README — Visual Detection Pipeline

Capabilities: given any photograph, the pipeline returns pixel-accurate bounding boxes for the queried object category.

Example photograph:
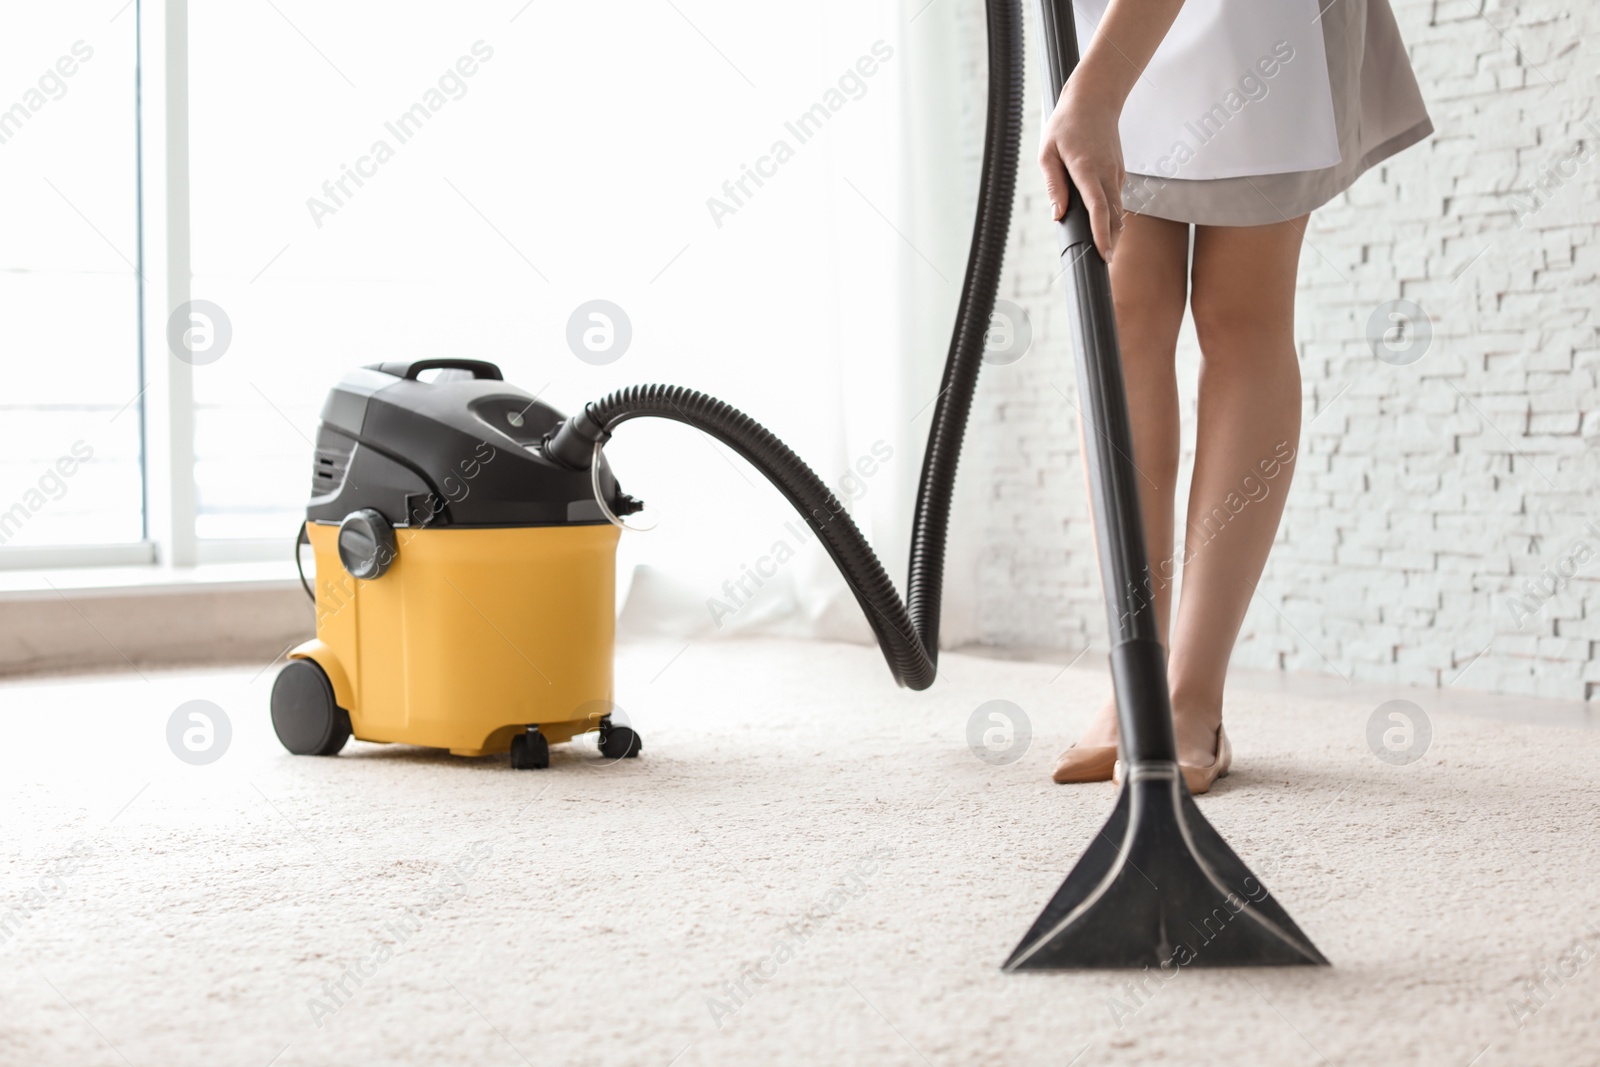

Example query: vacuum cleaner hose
[546,0,1023,690]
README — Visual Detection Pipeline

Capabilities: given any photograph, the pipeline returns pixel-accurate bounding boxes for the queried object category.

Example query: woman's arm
[1038,0,1187,262]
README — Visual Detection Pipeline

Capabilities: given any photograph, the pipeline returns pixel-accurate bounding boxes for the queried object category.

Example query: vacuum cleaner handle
[1034,0,1176,763]
[372,359,505,381]
[1034,0,1096,252]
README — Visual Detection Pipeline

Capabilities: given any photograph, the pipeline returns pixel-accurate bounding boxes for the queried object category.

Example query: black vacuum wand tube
[1034,0,1176,767]
[1002,0,1328,970]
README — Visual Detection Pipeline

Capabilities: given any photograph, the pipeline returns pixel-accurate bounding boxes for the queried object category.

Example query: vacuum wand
[1036,0,1174,764]
[1002,0,1328,971]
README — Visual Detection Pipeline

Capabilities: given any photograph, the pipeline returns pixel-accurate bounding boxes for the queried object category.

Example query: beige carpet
[2,637,1597,1066]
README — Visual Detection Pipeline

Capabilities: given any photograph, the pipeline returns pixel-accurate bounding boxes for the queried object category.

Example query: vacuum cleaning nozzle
[1003,763,1328,970]
[543,405,610,471]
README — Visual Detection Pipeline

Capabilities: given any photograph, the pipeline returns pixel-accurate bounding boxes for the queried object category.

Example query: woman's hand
[1037,74,1127,263]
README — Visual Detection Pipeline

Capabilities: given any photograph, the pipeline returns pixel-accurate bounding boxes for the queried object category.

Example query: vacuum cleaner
[270,0,1327,969]
[272,357,638,768]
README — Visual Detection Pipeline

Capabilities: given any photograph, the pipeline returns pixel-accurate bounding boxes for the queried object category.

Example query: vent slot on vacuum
[310,427,357,497]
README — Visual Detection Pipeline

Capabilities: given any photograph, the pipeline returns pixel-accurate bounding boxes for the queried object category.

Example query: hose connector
[543,404,610,470]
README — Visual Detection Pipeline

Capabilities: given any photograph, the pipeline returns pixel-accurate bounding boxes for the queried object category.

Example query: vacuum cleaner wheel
[509,729,550,770]
[271,659,353,756]
[598,724,642,760]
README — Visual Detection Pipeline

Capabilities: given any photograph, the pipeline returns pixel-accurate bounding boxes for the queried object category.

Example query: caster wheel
[509,729,549,770]
[271,659,352,756]
[598,724,642,760]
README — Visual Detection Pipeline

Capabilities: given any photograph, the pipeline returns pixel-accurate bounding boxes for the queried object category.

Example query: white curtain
[614,0,990,649]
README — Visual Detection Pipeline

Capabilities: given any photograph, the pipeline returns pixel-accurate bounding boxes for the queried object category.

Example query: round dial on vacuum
[338,508,397,579]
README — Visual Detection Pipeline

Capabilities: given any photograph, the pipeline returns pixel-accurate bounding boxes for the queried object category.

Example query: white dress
[1072,0,1432,226]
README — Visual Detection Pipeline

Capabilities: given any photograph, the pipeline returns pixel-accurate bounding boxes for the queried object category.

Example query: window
[3,0,908,592]
[0,4,143,562]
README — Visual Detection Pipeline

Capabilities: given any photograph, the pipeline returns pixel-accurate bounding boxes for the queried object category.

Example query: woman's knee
[1112,281,1186,349]
[1188,282,1247,349]
[1188,221,1304,362]
[1189,276,1300,365]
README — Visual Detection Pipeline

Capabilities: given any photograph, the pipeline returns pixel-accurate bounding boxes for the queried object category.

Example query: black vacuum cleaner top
[305,359,637,528]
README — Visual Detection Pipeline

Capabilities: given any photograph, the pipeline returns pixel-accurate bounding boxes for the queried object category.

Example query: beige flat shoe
[1181,725,1231,795]
[1051,744,1118,784]
[1111,725,1232,795]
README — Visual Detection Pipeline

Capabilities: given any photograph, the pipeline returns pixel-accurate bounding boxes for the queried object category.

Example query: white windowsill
[0,559,303,601]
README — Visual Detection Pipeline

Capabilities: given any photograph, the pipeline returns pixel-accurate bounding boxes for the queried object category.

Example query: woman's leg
[1167,217,1307,767]
[1062,211,1189,754]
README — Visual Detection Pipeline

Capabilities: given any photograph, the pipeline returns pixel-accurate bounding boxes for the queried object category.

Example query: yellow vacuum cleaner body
[272,359,645,768]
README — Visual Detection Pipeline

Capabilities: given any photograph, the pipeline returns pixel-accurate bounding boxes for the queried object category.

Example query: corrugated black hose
[545,0,1023,690]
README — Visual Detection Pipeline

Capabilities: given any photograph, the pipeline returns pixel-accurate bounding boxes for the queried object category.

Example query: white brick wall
[970,1,1600,701]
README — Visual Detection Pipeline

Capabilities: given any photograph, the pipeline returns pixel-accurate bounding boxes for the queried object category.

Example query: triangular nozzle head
[1004,763,1328,971]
